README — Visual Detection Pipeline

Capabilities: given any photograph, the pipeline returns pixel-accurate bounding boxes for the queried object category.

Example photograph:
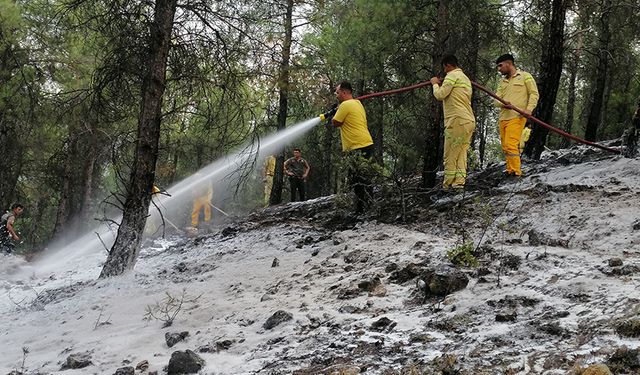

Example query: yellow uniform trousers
[191,196,212,227]
[264,175,274,206]
[443,117,475,188]
[499,117,527,176]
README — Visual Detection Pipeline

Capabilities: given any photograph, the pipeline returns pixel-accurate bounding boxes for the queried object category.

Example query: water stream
[23,117,322,278]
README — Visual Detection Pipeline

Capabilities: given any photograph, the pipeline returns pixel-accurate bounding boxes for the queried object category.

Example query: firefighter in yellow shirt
[331,81,375,214]
[263,155,276,206]
[494,53,539,177]
[430,54,476,190]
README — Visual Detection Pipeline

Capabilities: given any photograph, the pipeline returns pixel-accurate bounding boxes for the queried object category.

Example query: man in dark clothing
[1,203,24,254]
[284,148,310,202]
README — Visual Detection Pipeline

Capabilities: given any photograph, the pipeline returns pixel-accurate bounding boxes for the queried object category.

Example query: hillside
[1,147,640,375]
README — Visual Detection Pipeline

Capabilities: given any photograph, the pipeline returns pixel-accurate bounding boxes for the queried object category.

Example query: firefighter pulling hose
[318,72,621,155]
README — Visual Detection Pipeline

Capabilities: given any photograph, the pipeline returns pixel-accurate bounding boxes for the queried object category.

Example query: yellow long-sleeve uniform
[191,183,213,227]
[432,68,476,188]
[263,155,276,206]
[495,70,539,176]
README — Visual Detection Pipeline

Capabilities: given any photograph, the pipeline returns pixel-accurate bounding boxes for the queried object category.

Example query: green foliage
[447,242,479,268]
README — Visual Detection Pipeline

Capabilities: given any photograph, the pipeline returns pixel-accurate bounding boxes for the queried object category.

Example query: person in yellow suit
[494,53,539,177]
[331,81,375,214]
[430,54,476,191]
[263,155,276,206]
[191,178,213,228]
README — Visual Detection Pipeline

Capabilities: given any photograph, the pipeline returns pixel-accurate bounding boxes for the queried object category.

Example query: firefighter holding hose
[494,53,539,177]
[430,54,476,192]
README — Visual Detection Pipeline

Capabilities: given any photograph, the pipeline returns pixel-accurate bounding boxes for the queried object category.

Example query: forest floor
[1,145,640,375]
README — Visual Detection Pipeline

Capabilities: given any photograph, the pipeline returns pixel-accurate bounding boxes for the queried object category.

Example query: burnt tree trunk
[524,0,568,159]
[561,44,580,149]
[584,0,612,142]
[622,98,640,157]
[100,0,177,278]
[269,0,294,206]
[0,27,23,210]
[421,0,447,188]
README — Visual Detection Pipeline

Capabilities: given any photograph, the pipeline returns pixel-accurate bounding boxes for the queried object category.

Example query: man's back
[333,99,373,151]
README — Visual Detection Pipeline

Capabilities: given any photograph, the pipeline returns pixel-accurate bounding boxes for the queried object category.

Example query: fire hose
[320,80,621,154]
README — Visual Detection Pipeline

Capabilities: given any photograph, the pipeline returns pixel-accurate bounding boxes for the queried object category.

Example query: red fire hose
[353,80,620,154]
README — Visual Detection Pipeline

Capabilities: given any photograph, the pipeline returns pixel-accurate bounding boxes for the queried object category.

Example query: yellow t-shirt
[432,68,475,122]
[495,70,539,121]
[333,99,374,151]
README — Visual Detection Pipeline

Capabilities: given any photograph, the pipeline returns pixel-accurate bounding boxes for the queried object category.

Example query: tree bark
[622,98,640,157]
[100,0,177,278]
[269,0,294,206]
[584,0,612,142]
[421,0,447,188]
[524,0,568,159]
[561,37,580,149]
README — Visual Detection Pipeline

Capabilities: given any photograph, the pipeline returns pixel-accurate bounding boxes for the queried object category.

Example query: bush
[447,242,478,268]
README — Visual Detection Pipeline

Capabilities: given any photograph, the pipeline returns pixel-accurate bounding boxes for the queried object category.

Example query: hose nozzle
[319,104,338,123]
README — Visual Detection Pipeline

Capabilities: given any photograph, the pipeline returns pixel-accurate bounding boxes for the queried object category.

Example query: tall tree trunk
[622,98,640,157]
[100,0,177,278]
[370,70,385,164]
[561,33,581,149]
[467,7,483,166]
[524,0,568,159]
[584,0,611,142]
[0,31,22,210]
[269,0,294,206]
[421,0,447,188]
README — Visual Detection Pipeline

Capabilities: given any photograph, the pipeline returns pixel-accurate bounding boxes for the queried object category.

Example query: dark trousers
[289,177,306,202]
[350,145,374,214]
[1,240,14,254]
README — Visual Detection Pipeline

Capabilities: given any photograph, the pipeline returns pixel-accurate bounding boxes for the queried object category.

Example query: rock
[409,333,433,343]
[538,321,564,336]
[581,364,612,375]
[221,226,238,237]
[325,365,361,375]
[528,229,543,246]
[165,331,189,348]
[272,257,279,267]
[357,277,387,297]
[609,264,640,276]
[344,250,368,264]
[311,248,320,256]
[384,262,398,273]
[338,305,361,314]
[528,229,568,247]
[216,339,234,351]
[389,263,425,284]
[615,319,640,337]
[633,220,640,230]
[174,262,187,273]
[263,310,293,330]
[113,366,135,375]
[607,347,640,373]
[370,317,396,332]
[261,293,274,302]
[495,311,517,322]
[60,352,93,370]
[197,344,216,353]
[608,257,623,267]
[136,360,149,371]
[167,350,205,374]
[420,265,469,296]
[501,254,522,270]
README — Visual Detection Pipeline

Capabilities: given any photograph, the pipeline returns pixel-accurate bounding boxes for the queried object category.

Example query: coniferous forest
[2,0,639,258]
